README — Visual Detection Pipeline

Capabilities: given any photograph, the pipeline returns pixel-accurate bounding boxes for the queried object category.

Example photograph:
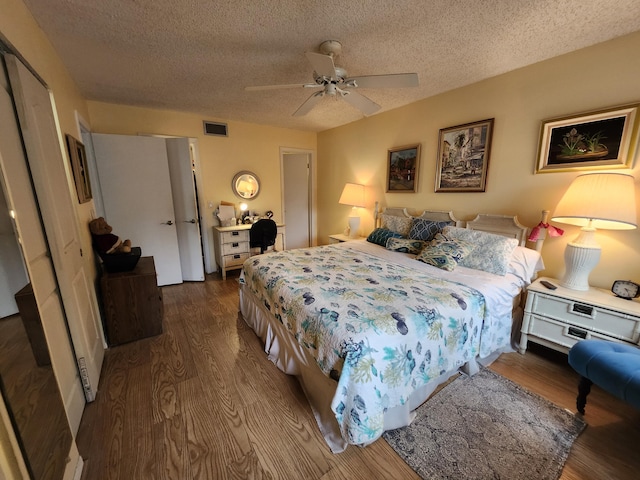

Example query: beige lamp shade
[338,183,365,207]
[551,173,637,230]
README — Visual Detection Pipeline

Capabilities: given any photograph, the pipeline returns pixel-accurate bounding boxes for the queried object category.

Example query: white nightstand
[328,233,366,243]
[519,277,640,354]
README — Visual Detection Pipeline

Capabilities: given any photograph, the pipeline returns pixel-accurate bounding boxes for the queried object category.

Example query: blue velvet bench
[568,339,640,414]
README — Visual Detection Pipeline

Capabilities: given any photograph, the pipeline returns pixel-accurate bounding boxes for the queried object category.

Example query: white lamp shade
[339,183,365,238]
[551,173,637,290]
[551,173,637,230]
[338,183,365,207]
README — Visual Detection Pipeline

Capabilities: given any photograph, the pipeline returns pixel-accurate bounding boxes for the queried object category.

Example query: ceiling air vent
[203,121,228,137]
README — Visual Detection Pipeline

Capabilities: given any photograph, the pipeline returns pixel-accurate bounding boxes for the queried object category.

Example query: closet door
[92,133,183,286]
[6,55,103,416]
[166,137,204,281]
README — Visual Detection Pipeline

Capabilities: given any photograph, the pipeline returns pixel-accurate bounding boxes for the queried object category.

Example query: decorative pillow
[416,233,474,271]
[380,214,412,236]
[408,218,452,242]
[385,237,425,254]
[442,226,519,276]
[366,228,403,247]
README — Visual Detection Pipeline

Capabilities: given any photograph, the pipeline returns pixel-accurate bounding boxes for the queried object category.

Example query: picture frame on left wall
[65,134,92,203]
[387,144,420,193]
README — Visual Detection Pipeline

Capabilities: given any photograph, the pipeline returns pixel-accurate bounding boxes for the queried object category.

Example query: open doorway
[281,148,316,249]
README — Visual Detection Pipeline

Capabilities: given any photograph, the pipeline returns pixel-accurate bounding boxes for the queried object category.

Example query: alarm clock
[611,280,640,300]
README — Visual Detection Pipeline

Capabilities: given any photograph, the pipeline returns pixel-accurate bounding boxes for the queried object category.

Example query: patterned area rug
[383,369,586,480]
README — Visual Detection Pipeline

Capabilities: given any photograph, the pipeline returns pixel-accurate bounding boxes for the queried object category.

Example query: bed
[239,208,544,452]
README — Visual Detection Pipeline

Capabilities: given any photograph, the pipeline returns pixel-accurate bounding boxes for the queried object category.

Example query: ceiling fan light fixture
[246,39,418,117]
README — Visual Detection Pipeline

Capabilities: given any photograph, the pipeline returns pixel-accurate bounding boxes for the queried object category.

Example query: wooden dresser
[214,223,285,279]
[100,256,163,346]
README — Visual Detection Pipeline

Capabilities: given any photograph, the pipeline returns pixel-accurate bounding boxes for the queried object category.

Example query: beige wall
[318,31,640,289]
[87,101,316,268]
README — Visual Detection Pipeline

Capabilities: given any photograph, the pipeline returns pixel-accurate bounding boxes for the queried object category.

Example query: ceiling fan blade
[347,73,419,89]
[305,52,336,79]
[245,83,321,91]
[339,90,380,116]
[293,91,325,117]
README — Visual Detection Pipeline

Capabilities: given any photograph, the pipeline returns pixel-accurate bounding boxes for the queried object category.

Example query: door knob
[183,218,196,224]
[164,220,174,225]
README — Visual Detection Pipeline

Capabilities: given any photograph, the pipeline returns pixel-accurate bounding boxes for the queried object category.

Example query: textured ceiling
[22,0,640,132]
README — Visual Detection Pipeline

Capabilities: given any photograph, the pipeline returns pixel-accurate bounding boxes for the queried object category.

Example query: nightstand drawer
[221,230,249,243]
[524,314,626,349]
[532,293,640,343]
[223,252,250,268]
[222,241,249,255]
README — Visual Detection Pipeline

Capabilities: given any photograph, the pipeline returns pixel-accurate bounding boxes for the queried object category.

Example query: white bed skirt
[239,283,475,453]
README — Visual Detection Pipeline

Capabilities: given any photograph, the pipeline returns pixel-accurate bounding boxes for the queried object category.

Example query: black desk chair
[249,219,277,254]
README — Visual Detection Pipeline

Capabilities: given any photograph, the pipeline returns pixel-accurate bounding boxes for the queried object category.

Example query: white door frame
[280,147,317,246]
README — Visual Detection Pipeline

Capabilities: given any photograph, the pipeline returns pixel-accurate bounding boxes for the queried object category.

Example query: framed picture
[535,104,639,173]
[435,118,494,192]
[386,144,420,193]
[65,134,92,204]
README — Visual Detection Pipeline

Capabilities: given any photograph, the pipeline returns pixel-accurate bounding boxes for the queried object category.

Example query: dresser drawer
[221,230,249,243]
[222,252,250,268]
[531,292,640,343]
[524,313,626,350]
[221,241,249,255]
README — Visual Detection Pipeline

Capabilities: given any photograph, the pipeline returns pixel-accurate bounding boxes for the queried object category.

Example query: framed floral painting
[535,104,639,173]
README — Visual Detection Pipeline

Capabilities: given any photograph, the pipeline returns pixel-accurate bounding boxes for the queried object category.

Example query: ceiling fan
[245,40,419,117]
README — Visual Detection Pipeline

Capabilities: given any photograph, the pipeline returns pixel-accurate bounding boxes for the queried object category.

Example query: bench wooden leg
[577,376,593,414]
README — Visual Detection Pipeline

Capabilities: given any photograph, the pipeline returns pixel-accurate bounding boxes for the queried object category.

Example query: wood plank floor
[77,272,640,479]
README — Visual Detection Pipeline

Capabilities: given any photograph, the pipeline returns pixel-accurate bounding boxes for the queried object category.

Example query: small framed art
[535,104,639,173]
[65,134,92,204]
[435,118,494,192]
[386,144,420,193]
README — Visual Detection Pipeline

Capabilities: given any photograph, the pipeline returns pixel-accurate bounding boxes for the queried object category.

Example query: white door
[3,55,93,429]
[283,153,311,249]
[166,138,204,281]
[91,133,183,286]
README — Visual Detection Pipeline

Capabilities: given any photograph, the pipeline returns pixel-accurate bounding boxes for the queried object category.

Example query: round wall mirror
[232,171,260,199]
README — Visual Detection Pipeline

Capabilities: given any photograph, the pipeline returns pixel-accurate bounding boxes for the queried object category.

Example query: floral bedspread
[240,245,486,446]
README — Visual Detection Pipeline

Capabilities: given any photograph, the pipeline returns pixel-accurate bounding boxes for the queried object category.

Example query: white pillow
[441,226,519,276]
[508,246,545,284]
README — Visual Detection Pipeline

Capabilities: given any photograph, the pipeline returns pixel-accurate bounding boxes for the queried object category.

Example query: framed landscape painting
[387,144,420,193]
[435,118,494,192]
[535,104,638,173]
[65,134,92,203]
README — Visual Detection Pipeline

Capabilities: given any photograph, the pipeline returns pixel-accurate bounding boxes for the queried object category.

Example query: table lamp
[338,183,365,238]
[551,173,637,290]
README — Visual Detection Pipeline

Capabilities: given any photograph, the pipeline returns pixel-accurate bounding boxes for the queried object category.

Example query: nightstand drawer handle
[232,231,240,236]
[232,242,239,247]
[568,326,588,339]
[572,303,593,316]
[233,254,241,259]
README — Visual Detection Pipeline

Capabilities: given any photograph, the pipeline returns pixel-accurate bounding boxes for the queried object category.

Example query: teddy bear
[88,217,132,255]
